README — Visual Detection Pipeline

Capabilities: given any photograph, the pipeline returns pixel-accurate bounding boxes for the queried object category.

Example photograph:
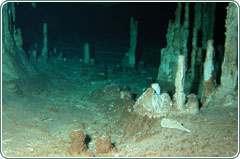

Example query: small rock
[161,118,191,133]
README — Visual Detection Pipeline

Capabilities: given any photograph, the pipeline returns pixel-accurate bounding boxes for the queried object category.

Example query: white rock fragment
[161,118,191,133]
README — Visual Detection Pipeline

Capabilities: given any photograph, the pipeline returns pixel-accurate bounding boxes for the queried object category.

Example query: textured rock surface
[96,137,115,154]
[2,3,35,82]
[173,55,186,112]
[158,3,189,82]
[207,3,238,107]
[219,2,238,94]
[133,86,172,119]
[68,130,87,156]
[186,94,199,114]
[201,40,216,106]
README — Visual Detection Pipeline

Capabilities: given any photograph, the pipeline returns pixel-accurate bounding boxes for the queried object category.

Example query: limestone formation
[57,52,64,61]
[207,3,238,107]
[157,3,190,83]
[186,94,199,114]
[201,40,216,106]
[191,3,202,80]
[151,83,161,95]
[128,17,138,67]
[90,58,95,65]
[201,3,216,50]
[183,3,189,59]
[219,3,238,94]
[133,83,172,119]
[13,28,23,51]
[96,137,115,154]
[173,55,186,112]
[68,130,87,156]
[2,3,35,81]
[134,55,199,118]
[41,23,48,63]
[84,42,90,64]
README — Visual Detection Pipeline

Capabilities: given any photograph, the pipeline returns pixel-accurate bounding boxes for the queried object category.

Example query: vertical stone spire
[220,3,238,93]
[201,40,215,106]
[128,17,138,67]
[174,55,186,112]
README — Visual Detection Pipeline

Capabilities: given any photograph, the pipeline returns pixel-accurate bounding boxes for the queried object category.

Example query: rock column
[174,55,186,112]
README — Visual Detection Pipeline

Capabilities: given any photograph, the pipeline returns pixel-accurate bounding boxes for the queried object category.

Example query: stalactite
[201,3,216,50]
[182,3,189,60]
[175,2,182,26]
[191,3,202,80]
[10,2,16,32]
[31,2,36,8]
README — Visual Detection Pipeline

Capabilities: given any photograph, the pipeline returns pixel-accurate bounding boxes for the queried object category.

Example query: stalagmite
[41,23,48,63]
[173,55,186,112]
[157,3,190,83]
[186,94,199,114]
[201,40,215,106]
[203,40,215,82]
[13,28,23,51]
[128,17,138,67]
[84,42,90,64]
[133,83,172,119]
[151,83,161,95]
[219,3,238,94]
[2,3,35,81]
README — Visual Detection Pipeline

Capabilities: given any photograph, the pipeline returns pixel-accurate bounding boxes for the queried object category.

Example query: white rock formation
[201,40,215,106]
[173,55,186,112]
[151,83,161,95]
[203,40,214,81]
[133,83,172,119]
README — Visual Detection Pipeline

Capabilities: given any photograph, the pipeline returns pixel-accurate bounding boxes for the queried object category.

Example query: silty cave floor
[2,55,238,157]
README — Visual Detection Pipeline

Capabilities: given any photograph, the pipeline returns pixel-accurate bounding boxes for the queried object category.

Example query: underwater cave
[1,1,238,157]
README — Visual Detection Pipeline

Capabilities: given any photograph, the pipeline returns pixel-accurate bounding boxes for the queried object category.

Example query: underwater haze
[2,2,238,157]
